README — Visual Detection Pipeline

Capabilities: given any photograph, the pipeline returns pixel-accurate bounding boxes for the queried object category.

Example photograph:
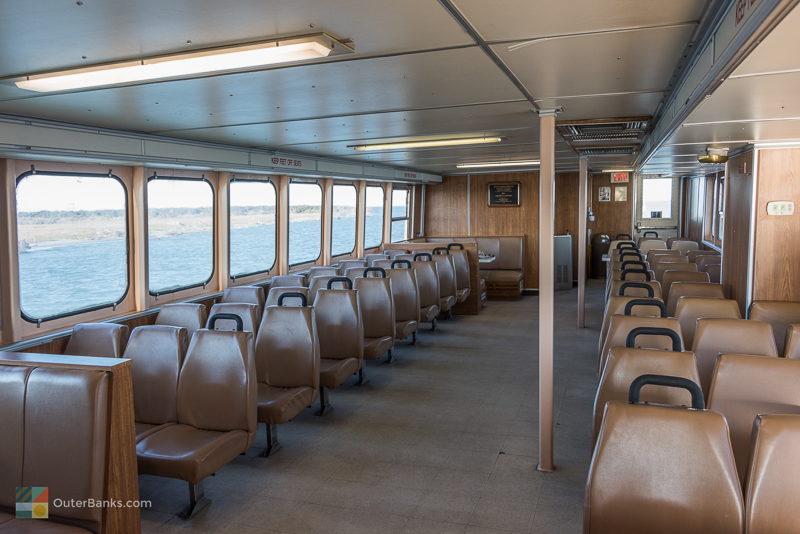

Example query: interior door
[633,175,680,241]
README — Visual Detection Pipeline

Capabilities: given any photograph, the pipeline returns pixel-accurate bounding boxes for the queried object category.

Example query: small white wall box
[766,201,795,216]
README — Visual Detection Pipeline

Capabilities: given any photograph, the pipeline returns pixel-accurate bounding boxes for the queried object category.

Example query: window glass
[331,184,357,256]
[364,185,384,249]
[148,178,214,294]
[289,182,322,265]
[391,187,410,242]
[16,173,128,320]
[229,180,276,277]
[641,178,673,219]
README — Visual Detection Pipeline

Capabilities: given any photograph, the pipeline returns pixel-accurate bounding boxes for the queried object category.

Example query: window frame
[288,179,323,267]
[227,177,277,280]
[703,172,724,247]
[15,170,131,323]
[330,182,358,258]
[146,175,216,297]
[390,185,411,243]
[363,184,385,250]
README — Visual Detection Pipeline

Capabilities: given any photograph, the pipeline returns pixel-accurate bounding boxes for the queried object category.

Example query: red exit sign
[610,172,629,183]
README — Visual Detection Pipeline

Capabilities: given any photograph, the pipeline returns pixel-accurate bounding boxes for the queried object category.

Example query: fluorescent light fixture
[350,136,504,151]
[457,160,540,168]
[15,33,350,92]
[601,168,634,173]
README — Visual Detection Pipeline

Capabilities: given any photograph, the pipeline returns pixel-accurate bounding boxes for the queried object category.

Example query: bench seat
[0,512,92,533]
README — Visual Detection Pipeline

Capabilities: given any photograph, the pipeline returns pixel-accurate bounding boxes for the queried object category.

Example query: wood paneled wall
[555,173,579,277]
[424,175,469,237]
[683,176,705,244]
[723,150,754,314]
[753,148,800,302]
[588,173,632,241]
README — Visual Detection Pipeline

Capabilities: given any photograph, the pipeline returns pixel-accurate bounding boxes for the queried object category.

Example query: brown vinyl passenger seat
[365,253,389,265]
[707,353,800,484]
[593,348,700,445]
[254,292,319,456]
[412,253,441,331]
[266,286,309,307]
[645,248,682,265]
[269,274,307,288]
[386,260,420,343]
[207,303,260,335]
[156,303,208,341]
[307,275,335,304]
[124,325,188,442]
[665,281,724,316]
[784,324,800,358]
[337,259,367,274]
[661,270,710,301]
[308,266,338,278]
[220,285,265,314]
[432,248,458,315]
[598,316,683,375]
[599,297,666,355]
[670,240,700,252]
[384,249,409,258]
[691,318,778,394]
[607,280,663,300]
[136,322,257,518]
[675,297,741,347]
[314,277,364,414]
[748,301,800,355]
[585,375,743,533]
[63,322,129,358]
[448,243,471,304]
[653,262,697,283]
[354,268,396,362]
[745,414,800,534]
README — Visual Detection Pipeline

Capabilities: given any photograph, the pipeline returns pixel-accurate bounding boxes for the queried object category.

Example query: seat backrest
[365,254,389,265]
[432,253,457,298]
[208,302,260,334]
[671,240,699,252]
[387,268,420,323]
[661,270,711,301]
[255,304,319,390]
[354,277,395,338]
[665,281,724,316]
[586,399,743,534]
[124,325,187,426]
[599,315,683,375]
[155,303,208,340]
[178,329,257,442]
[314,289,363,360]
[593,348,700,445]
[608,280,662,300]
[450,250,471,291]
[476,236,523,270]
[646,249,682,265]
[748,301,800,355]
[599,297,665,353]
[692,318,779,394]
[784,324,800,359]
[308,266,338,278]
[745,414,800,534]
[687,249,720,262]
[608,239,636,252]
[412,260,440,309]
[610,268,655,282]
[220,285,265,313]
[638,239,668,253]
[384,249,409,258]
[651,254,689,268]
[266,286,309,307]
[0,366,28,510]
[697,255,722,270]
[338,259,367,274]
[270,274,306,288]
[307,275,335,304]
[675,297,741,348]
[64,323,129,358]
[394,253,416,262]
[343,266,369,281]
[704,263,721,283]
[654,262,697,283]
[371,259,393,270]
[708,353,800,483]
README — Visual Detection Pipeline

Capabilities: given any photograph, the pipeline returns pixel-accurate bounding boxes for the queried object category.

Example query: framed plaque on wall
[488,182,520,206]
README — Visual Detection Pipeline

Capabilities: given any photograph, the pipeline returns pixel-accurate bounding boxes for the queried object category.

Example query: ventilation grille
[576,146,637,156]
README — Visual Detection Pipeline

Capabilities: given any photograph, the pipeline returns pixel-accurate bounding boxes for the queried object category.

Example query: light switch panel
[766,201,795,216]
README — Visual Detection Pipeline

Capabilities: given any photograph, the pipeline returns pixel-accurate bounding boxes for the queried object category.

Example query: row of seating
[586,238,800,532]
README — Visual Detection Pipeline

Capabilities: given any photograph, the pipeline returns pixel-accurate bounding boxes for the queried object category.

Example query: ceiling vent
[576,146,637,156]
[556,117,650,165]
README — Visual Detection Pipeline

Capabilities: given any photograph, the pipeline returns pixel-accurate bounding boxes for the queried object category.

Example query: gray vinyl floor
[140,280,604,534]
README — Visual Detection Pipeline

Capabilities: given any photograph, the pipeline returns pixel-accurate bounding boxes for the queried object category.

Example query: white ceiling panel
[493,25,695,99]
[670,119,800,145]
[731,3,800,77]
[538,91,663,120]
[0,0,470,78]
[0,48,522,132]
[452,0,705,42]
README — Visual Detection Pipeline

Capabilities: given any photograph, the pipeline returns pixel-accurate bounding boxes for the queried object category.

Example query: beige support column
[321,178,333,266]
[216,172,230,287]
[276,176,289,275]
[130,167,148,310]
[0,159,20,343]
[577,157,589,328]
[355,181,366,258]
[383,183,393,246]
[538,109,557,472]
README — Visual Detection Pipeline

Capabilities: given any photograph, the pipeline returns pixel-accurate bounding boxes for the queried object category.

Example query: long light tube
[349,137,504,151]
[456,160,540,168]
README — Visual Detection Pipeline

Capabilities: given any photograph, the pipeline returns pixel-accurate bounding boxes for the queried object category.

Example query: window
[641,178,673,219]
[16,172,128,321]
[331,184,357,256]
[288,182,322,265]
[148,177,214,294]
[229,179,276,278]
[364,185,384,249]
[704,172,725,246]
[391,187,411,242]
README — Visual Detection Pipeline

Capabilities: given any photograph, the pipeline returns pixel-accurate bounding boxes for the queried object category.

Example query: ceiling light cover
[350,137,504,151]
[15,34,349,92]
[457,160,540,168]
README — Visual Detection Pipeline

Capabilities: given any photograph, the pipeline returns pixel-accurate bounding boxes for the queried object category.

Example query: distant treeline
[17,205,342,223]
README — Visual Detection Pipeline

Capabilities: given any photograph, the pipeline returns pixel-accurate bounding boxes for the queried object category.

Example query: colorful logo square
[16,487,48,519]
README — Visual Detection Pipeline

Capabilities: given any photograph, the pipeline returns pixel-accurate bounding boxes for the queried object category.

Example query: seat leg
[259,423,282,457]
[431,318,437,331]
[179,480,211,519]
[386,349,393,363]
[315,387,332,416]
[357,366,368,385]
[411,332,417,345]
